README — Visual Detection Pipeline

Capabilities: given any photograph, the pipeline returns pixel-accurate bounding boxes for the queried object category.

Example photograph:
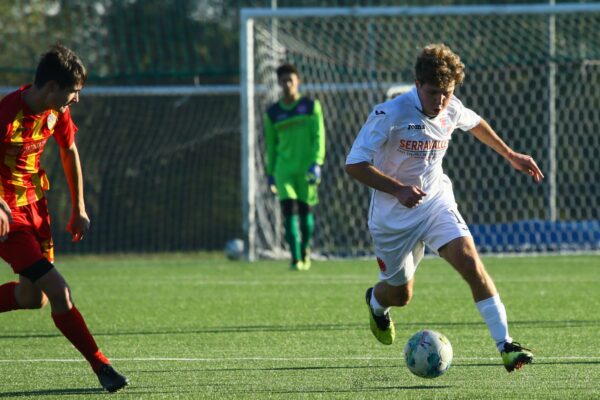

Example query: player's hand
[67,210,90,242]
[306,163,321,185]
[393,185,427,208]
[267,175,277,195]
[0,198,12,242]
[508,152,544,183]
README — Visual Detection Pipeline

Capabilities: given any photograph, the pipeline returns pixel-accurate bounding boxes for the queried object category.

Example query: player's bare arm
[345,162,426,208]
[0,197,11,240]
[469,119,544,183]
[60,143,90,242]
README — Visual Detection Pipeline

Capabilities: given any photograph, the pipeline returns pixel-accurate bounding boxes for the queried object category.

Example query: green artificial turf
[0,254,598,399]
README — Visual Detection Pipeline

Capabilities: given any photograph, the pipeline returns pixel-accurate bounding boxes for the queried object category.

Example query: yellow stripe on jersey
[10,111,24,142]
[13,185,28,206]
[31,115,48,140]
[24,152,38,174]
[30,173,47,199]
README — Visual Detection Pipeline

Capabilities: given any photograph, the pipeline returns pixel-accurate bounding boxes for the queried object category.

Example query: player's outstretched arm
[469,119,544,183]
[505,151,544,183]
[345,162,426,208]
[60,143,90,242]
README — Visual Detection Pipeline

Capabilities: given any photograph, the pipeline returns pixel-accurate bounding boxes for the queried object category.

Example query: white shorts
[369,190,471,286]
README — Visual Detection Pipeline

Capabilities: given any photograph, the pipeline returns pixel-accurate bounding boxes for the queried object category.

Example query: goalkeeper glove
[267,175,277,195]
[306,163,322,185]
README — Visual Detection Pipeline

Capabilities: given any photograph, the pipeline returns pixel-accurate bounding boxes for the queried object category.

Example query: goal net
[4,86,243,256]
[241,4,600,259]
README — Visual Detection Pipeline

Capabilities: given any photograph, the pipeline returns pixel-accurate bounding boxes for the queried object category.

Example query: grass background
[0,254,598,399]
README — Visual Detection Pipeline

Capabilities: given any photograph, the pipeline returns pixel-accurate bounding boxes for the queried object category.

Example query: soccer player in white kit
[345,44,543,372]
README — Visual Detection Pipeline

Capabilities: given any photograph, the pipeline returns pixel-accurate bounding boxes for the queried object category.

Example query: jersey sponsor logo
[4,139,48,157]
[398,139,448,151]
[407,123,425,130]
[375,110,385,115]
[397,139,448,161]
[376,257,386,272]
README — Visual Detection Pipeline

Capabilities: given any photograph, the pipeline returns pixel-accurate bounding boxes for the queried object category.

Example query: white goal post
[240,3,600,260]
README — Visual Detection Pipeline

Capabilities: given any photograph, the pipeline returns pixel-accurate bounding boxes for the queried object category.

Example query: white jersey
[346,86,481,231]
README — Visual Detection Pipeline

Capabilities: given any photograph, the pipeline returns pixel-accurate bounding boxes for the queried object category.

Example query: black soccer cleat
[96,364,129,393]
[501,341,534,372]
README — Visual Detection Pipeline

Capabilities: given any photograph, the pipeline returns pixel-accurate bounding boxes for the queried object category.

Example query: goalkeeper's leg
[298,201,314,269]
[281,200,302,270]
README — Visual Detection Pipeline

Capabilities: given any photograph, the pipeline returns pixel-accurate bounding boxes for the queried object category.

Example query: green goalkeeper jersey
[264,95,325,177]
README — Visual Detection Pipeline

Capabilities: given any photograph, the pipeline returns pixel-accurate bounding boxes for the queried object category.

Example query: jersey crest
[47,112,57,130]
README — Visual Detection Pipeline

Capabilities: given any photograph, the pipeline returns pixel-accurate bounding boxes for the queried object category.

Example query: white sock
[370,290,390,316]
[476,295,512,352]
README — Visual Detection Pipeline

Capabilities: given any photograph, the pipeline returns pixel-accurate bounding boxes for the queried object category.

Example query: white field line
[0,356,598,363]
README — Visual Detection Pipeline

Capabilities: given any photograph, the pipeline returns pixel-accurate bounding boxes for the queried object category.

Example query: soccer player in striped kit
[345,44,543,372]
[264,64,326,270]
[0,45,128,392]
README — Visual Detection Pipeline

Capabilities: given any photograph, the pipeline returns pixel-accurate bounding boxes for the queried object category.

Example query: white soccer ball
[404,329,453,379]
[224,238,244,260]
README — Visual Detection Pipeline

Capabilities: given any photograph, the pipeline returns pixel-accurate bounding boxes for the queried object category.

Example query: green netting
[40,92,243,254]
[246,7,600,257]
[0,0,596,85]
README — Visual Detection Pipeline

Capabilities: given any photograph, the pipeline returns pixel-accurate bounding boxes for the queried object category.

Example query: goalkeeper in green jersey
[263,63,326,270]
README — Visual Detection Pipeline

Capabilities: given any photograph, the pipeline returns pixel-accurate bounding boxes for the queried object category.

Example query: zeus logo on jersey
[407,124,425,130]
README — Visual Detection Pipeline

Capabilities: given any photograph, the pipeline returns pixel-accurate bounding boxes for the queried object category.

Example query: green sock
[284,215,301,262]
[299,212,314,258]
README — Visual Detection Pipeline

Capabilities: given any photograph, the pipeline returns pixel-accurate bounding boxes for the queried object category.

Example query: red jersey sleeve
[52,107,78,148]
[0,90,22,140]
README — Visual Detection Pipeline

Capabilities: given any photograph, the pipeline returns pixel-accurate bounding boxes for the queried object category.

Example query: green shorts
[274,171,319,206]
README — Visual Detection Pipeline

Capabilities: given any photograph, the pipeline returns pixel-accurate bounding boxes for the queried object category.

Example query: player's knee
[44,285,73,309]
[18,292,48,309]
[458,256,488,284]
[462,255,479,271]
[39,294,49,309]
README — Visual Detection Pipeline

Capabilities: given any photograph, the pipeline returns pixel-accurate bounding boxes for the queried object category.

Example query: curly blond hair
[415,44,465,89]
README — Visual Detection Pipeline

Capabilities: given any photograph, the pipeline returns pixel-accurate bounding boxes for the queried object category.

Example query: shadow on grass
[238,385,453,394]
[531,360,600,366]
[0,388,103,397]
[455,359,600,369]
[137,363,403,374]
[103,384,452,396]
[1,319,599,339]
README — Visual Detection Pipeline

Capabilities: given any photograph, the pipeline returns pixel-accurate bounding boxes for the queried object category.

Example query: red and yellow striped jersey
[0,85,77,208]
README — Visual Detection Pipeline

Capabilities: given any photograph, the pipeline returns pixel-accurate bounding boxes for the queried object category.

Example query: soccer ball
[404,329,453,378]
[224,238,244,260]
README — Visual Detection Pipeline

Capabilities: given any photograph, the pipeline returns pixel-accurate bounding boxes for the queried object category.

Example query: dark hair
[276,63,299,79]
[34,44,87,89]
[415,44,465,89]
